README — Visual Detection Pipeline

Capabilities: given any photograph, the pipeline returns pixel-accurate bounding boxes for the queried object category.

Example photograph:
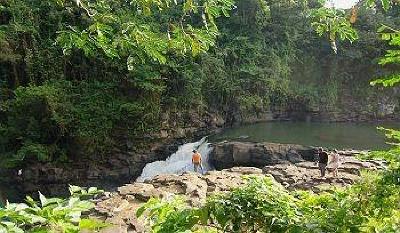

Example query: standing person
[328,149,340,177]
[317,147,329,177]
[192,150,203,174]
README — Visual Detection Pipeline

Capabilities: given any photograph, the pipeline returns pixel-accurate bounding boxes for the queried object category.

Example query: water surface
[210,121,400,150]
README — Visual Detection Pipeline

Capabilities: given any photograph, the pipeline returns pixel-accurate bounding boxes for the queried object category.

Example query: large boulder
[210,141,316,169]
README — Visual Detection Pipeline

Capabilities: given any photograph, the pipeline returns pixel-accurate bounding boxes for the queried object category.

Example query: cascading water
[136,137,213,182]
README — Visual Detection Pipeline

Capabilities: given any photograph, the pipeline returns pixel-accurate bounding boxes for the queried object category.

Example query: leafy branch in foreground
[370,25,400,87]
[310,0,397,55]
[365,0,394,11]
[0,186,106,233]
[54,0,235,69]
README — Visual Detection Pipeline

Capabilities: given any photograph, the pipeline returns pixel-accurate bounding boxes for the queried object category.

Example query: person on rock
[192,150,203,174]
[317,147,329,177]
[328,149,340,177]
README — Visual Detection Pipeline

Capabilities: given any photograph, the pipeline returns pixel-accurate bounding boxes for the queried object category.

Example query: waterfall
[136,137,213,182]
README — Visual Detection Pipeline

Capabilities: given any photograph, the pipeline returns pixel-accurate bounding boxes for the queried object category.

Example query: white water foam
[136,137,213,182]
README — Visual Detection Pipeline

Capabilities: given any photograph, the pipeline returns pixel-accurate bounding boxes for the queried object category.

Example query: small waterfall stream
[136,137,213,182]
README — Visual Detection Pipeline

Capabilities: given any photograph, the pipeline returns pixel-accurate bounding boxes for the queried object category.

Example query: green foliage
[0,186,106,233]
[137,176,304,233]
[0,79,154,167]
[206,176,301,232]
[197,0,309,114]
[310,7,358,53]
[300,170,400,232]
[0,82,69,167]
[370,25,400,87]
[54,0,234,68]
[365,0,394,11]
[137,196,206,233]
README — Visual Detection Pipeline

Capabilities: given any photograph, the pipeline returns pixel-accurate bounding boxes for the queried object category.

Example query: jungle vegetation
[1,0,399,168]
[136,1,400,232]
[1,0,400,232]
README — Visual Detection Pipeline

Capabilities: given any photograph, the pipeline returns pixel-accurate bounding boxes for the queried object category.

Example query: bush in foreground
[0,186,106,233]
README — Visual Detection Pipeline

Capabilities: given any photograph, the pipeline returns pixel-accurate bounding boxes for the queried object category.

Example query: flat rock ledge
[94,157,385,233]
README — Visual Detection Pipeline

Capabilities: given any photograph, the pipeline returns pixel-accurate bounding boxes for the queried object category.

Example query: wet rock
[210,141,314,169]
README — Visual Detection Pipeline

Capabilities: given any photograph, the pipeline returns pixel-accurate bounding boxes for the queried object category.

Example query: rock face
[94,151,385,232]
[210,141,316,169]
[0,111,227,198]
[3,141,185,198]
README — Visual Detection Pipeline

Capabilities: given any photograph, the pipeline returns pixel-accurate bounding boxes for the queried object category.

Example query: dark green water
[210,122,400,150]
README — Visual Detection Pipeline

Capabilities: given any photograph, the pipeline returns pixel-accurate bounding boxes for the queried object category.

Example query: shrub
[0,186,106,233]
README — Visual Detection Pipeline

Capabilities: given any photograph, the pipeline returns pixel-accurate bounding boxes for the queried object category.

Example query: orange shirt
[192,152,202,163]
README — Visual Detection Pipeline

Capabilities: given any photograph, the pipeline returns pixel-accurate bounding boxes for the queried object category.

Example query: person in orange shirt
[192,150,203,173]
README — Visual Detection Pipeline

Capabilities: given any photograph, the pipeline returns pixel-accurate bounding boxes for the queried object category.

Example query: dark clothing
[194,163,203,173]
[318,151,329,164]
[319,163,327,177]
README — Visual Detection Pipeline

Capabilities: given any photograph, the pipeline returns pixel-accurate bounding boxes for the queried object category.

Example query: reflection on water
[210,122,400,150]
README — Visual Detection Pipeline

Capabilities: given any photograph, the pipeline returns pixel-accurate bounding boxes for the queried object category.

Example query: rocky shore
[94,142,386,233]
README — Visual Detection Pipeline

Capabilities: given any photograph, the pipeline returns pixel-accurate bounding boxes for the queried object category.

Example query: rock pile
[95,167,263,233]
[263,157,385,192]
[95,155,385,233]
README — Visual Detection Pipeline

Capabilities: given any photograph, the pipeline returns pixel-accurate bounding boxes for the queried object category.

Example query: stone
[222,167,263,175]
[175,128,186,138]
[210,141,313,169]
[99,225,128,233]
[160,130,169,138]
[118,183,162,202]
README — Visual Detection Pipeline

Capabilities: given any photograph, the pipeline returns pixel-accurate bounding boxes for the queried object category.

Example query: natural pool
[210,121,400,150]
